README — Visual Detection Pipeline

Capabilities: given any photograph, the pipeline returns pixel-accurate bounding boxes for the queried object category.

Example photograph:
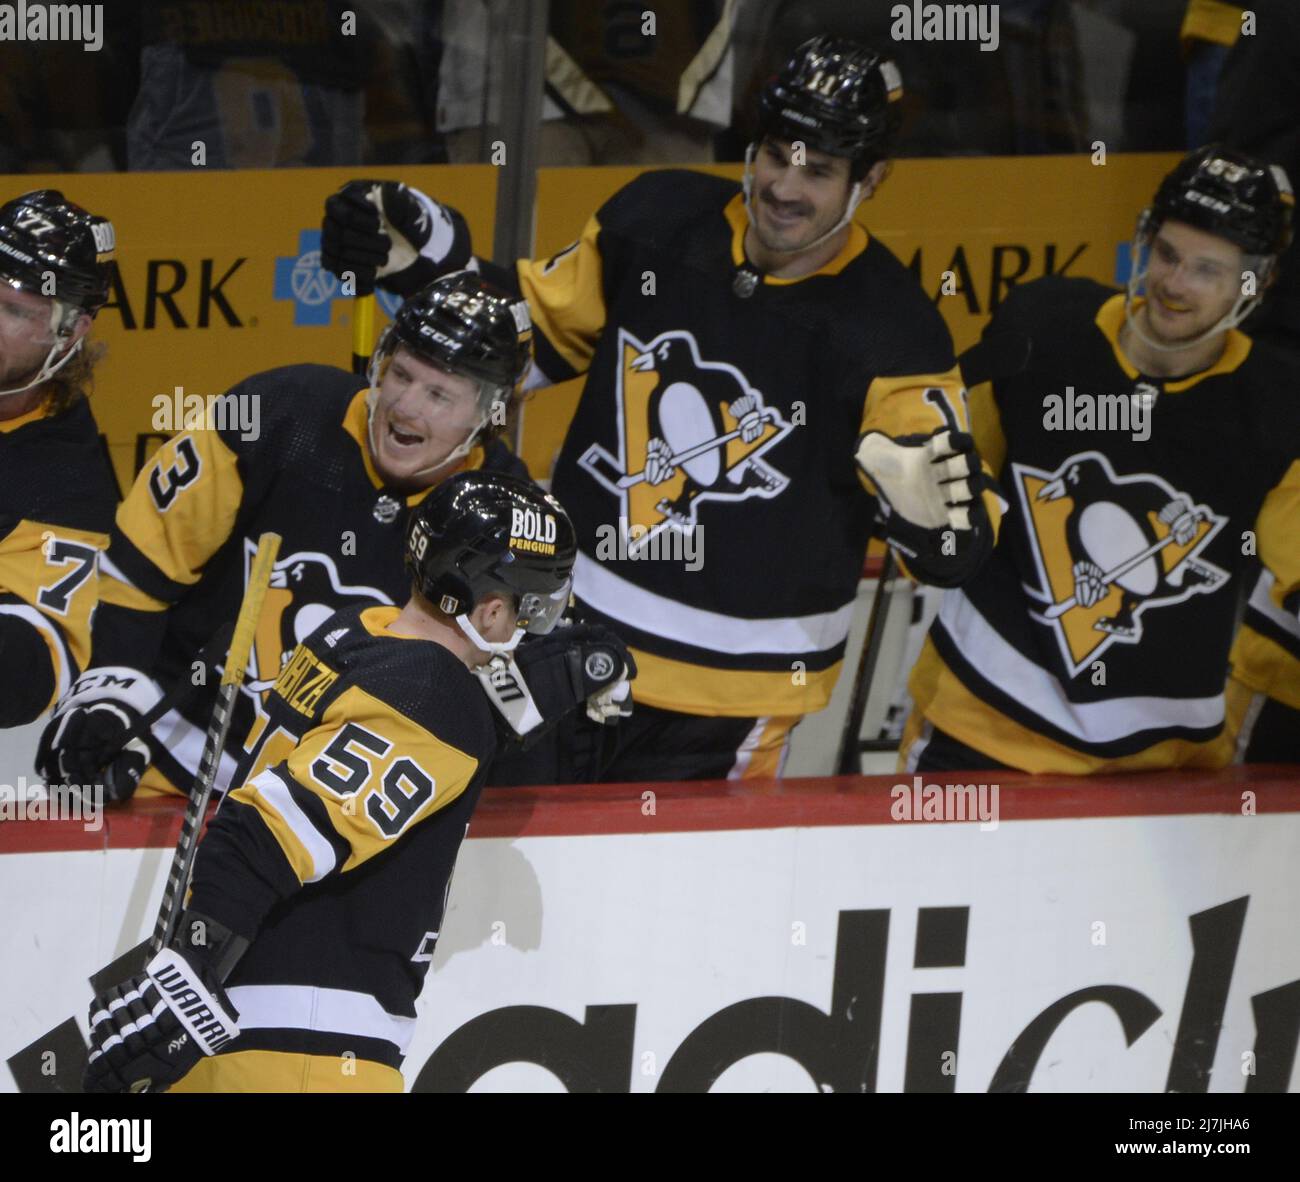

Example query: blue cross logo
[274,229,342,326]
[1114,241,1149,289]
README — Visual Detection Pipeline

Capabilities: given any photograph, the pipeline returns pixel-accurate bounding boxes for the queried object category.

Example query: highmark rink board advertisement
[10,153,1179,488]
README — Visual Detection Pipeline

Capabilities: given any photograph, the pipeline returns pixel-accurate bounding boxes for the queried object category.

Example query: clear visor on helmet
[0,279,87,398]
[516,576,573,635]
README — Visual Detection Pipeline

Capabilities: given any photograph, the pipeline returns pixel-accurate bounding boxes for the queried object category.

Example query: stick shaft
[835,549,897,775]
[352,293,376,376]
[149,533,281,955]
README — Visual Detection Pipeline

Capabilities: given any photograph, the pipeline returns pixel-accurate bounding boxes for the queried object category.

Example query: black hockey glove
[35,666,162,802]
[321,180,471,298]
[858,428,999,588]
[84,912,245,1094]
[476,623,637,748]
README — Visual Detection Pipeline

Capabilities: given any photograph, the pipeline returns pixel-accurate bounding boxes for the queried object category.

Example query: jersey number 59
[310,722,436,838]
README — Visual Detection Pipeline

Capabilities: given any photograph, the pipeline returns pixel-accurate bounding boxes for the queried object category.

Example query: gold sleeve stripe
[0,519,106,678]
[968,381,1006,476]
[1230,626,1300,710]
[630,646,841,717]
[116,430,244,588]
[1180,0,1244,49]
[516,214,608,378]
[283,683,481,874]
[1255,460,1300,601]
[855,369,974,498]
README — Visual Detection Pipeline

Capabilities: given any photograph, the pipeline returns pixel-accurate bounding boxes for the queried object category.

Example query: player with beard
[900,146,1300,774]
[320,36,1002,783]
[0,189,118,728]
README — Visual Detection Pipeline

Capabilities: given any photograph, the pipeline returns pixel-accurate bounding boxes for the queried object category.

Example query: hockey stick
[147,532,281,957]
[352,292,376,376]
[105,621,236,760]
[835,549,897,774]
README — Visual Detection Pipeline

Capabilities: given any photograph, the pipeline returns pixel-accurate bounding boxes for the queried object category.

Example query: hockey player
[321,36,1001,782]
[80,471,633,1093]
[36,271,537,800]
[900,145,1300,774]
[0,189,118,728]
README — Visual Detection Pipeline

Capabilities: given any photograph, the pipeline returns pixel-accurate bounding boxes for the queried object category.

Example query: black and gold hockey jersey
[509,169,987,718]
[0,398,116,724]
[93,364,524,795]
[178,604,497,1084]
[905,277,1300,774]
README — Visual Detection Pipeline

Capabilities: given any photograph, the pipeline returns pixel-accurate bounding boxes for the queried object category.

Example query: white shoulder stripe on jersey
[939,589,1224,744]
[226,984,416,1055]
[0,603,74,701]
[151,706,242,792]
[246,767,338,883]
[574,552,855,656]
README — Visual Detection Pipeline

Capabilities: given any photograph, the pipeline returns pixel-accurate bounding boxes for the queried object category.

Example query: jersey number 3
[310,723,436,838]
[148,436,202,511]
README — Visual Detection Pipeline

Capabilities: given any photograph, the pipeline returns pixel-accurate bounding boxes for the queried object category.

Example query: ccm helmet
[367,271,534,478]
[1126,146,1295,351]
[405,471,576,644]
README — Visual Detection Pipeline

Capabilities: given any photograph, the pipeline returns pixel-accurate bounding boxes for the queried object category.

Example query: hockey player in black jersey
[902,145,1300,775]
[36,271,536,801]
[0,190,118,728]
[321,36,1001,782]
[80,472,633,1093]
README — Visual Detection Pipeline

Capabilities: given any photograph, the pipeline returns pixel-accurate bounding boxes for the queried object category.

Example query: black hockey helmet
[372,270,533,393]
[0,189,115,314]
[405,470,576,635]
[757,36,904,170]
[1144,145,1294,258]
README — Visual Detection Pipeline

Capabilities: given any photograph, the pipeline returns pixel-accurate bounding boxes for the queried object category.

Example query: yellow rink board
[4,154,1178,490]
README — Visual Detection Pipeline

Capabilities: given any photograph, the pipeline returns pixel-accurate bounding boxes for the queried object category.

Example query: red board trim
[1,767,1296,852]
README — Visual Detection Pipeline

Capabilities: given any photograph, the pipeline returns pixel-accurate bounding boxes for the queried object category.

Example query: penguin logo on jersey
[1013,450,1229,676]
[577,329,793,546]
[241,540,390,694]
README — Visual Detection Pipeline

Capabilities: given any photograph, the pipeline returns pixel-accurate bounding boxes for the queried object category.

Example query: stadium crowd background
[0,1,1253,174]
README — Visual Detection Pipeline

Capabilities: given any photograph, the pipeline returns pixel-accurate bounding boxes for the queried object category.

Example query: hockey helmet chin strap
[456,613,525,656]
[364,343,508,484]
[1122,221,1272,354]
[0,297,85,399]
[742,142,866,257]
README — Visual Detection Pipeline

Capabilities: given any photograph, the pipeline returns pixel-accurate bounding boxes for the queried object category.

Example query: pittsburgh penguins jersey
[182,604,496,1078]
[510,169,982,719]
[92,363,525,795]
[0,397,116,724]
[906,276,1300,774]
